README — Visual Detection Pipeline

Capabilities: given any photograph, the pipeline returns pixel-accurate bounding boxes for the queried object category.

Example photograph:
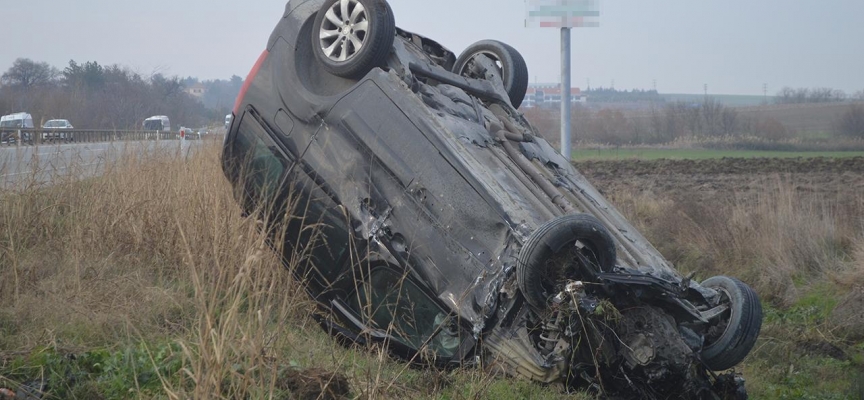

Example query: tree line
[524,98,864,147]
[0,58,241,130]
[774,86,859,104]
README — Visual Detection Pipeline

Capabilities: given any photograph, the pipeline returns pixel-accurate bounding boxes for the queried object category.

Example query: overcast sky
[4,0,863,95]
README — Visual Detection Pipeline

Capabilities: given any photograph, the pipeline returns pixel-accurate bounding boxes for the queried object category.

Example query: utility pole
[763,83,768,104]
[526,0,600,160]
[653,79,657,92]
[704,84,708,97]
[561,28,572,160]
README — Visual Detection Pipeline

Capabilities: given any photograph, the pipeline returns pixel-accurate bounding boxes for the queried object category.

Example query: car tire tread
[701,276,763,371]
[517,214,617,310]
[452,40,529,109]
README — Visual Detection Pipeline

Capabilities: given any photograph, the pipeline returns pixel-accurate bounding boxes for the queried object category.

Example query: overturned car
[222,0,762,398]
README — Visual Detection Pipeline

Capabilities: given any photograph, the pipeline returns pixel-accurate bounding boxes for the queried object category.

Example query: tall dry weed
[0,143,319,396]
[610,179,864,305]
[1,142,461,398]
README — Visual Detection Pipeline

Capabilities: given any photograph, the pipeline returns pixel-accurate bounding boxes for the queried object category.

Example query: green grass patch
[0,342,185,399]
[744,355,859,400]
[572,148,864,161]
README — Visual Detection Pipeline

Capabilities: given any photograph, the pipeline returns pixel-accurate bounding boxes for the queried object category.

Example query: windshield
[143,120,164,131]
[0,120,22,128]
[44,120,68,128]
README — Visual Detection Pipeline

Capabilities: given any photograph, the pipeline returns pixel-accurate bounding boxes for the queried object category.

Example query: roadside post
[526,0,600,160]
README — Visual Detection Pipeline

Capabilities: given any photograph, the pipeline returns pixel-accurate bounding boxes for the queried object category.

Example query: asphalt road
[0,140,200,188]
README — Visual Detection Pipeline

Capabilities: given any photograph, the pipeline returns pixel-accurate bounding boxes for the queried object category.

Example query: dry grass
[610,177,864,398]
[2,141,862,398]
[0,143,577,399]
[609,180,864,306]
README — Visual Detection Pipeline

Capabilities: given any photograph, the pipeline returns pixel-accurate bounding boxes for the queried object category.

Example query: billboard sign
[526,0,600,28]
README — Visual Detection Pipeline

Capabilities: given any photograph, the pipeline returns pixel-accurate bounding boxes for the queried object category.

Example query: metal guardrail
[0,129,181,146]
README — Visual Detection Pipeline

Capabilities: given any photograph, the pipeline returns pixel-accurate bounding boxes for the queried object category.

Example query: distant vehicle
[178,126,200,140]
[143,115,172,132]
[41,119,75,142]
[1,112,35,144]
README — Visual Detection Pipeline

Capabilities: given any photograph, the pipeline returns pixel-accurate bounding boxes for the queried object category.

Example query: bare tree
[837,104,864,139]
[1,58,58,88]
[810,87,834,103]
[701,98,725,136]
[775,86,846,104]
[793,88,810,103]
[775,87,797,104]
[720,107,739,135]
[832,89,848,102]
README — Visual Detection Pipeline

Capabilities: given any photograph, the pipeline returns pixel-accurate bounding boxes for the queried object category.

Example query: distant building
[184,83,206,99]
[523,83,586,108]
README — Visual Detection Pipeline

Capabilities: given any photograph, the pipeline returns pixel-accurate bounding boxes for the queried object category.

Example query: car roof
[1,112,33,121]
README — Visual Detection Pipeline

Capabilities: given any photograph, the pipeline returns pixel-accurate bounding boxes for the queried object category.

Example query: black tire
[452,40,529,109]
[701,276,763,371]
[517,214,617,310]
[311,0,395,79]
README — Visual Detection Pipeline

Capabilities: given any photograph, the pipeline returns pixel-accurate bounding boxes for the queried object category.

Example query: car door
[225,107,354,292]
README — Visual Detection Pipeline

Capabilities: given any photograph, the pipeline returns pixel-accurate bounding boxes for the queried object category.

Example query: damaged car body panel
[223,0,762,398]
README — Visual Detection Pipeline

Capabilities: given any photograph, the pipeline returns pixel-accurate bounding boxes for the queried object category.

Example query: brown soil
[574,157,864,206]
[276,367,351,400]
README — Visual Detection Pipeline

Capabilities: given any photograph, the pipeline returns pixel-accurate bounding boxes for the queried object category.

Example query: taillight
[233,50,270,114]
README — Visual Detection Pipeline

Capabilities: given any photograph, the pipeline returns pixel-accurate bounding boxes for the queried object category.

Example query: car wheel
[701,276,763,371]
[452,40,529,109]
[311,0,395,79]
[517,214,617,311]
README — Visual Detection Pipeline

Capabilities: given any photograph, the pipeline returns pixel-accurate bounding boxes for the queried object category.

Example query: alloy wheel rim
[319,0,368,62]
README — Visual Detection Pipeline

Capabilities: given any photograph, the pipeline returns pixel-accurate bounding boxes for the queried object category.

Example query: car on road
[143,115,172,133]
[221,1,762,398]
[1,112,35,144]
[177,126,200,140]
[41,119,75,142]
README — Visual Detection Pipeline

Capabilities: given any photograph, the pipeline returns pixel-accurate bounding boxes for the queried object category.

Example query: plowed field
[575,156,864,205]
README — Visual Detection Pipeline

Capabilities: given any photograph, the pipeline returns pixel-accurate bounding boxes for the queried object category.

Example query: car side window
[229,112,290,210]
[229,110,351,286]
[350,268,462,358]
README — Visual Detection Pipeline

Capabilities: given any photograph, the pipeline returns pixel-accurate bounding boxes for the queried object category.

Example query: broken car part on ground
[221,0,763,398]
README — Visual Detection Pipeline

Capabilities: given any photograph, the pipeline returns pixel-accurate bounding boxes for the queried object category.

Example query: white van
[1,112,35,143]
[143,115,171,132]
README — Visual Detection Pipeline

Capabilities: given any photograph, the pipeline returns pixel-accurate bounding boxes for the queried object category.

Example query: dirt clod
[797,339,849,361]
[0,388,16,400]
[276,367,351,400]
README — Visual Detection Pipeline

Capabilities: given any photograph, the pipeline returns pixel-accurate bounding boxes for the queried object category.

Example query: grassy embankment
[0,143,574,399]
[1,143,863,398]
